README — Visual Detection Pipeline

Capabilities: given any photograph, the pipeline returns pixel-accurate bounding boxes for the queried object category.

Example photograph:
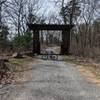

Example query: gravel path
[0,59,100,100]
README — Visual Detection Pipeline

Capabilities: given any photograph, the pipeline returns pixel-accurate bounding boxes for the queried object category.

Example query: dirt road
[0,59,100,100]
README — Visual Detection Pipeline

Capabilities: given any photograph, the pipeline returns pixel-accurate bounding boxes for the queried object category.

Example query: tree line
[0,0,41,53]
[59,0,100,58]
[0,0,100,58]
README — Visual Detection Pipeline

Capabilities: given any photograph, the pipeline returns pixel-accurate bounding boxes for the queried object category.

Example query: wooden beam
[61,30,70,55]
[28,24,73,31]
[33,30,40,55]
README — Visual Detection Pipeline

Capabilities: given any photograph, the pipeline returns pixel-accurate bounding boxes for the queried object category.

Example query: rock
[0,85,2,88]
[12,53,23,58]
[12,53,17,57]
[0,59,9,62]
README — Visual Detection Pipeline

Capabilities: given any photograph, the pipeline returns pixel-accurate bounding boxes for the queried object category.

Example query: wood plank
[28,24,74,31]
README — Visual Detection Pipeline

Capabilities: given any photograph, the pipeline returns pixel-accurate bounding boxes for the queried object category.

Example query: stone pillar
[61,30,70,55]
[33,30,40,55]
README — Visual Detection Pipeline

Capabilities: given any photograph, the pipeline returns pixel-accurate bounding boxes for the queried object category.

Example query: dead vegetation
[0,56,34,86]
[9,56,34,72]
[0,60,14,85]
[65,56,100,79]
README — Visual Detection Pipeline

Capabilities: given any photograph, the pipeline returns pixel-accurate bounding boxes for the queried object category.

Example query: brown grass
[65,56,100,85]
[9,56,35,72]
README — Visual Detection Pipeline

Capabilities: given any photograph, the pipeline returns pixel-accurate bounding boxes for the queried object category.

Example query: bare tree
[4,0,27,36]
[4,0,41,36]
[71,0,100,56]
[0,0,7,26]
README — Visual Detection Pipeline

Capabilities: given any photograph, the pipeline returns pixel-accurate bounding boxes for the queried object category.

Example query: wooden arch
[28,24,73,55]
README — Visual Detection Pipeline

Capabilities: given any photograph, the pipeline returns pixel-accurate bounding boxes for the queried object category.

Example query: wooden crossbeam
[28,24,73,31]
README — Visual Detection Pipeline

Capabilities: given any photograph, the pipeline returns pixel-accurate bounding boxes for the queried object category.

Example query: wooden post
[61,30,70,55]
[33,30,40,55]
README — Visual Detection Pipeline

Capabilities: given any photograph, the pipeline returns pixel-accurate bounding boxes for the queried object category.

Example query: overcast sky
[39,0,69,18]
[39,0,59,17]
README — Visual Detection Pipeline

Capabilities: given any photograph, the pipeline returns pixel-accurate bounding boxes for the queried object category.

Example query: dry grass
[0,56,35,85]
[64,56,100,85]
[9,56,34,72]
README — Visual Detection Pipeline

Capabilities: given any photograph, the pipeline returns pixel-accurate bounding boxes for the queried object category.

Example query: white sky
[39,0,68,17]
[39,0,59,17]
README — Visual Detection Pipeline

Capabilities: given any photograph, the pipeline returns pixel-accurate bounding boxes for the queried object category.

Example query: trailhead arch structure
[28,24,73,55]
